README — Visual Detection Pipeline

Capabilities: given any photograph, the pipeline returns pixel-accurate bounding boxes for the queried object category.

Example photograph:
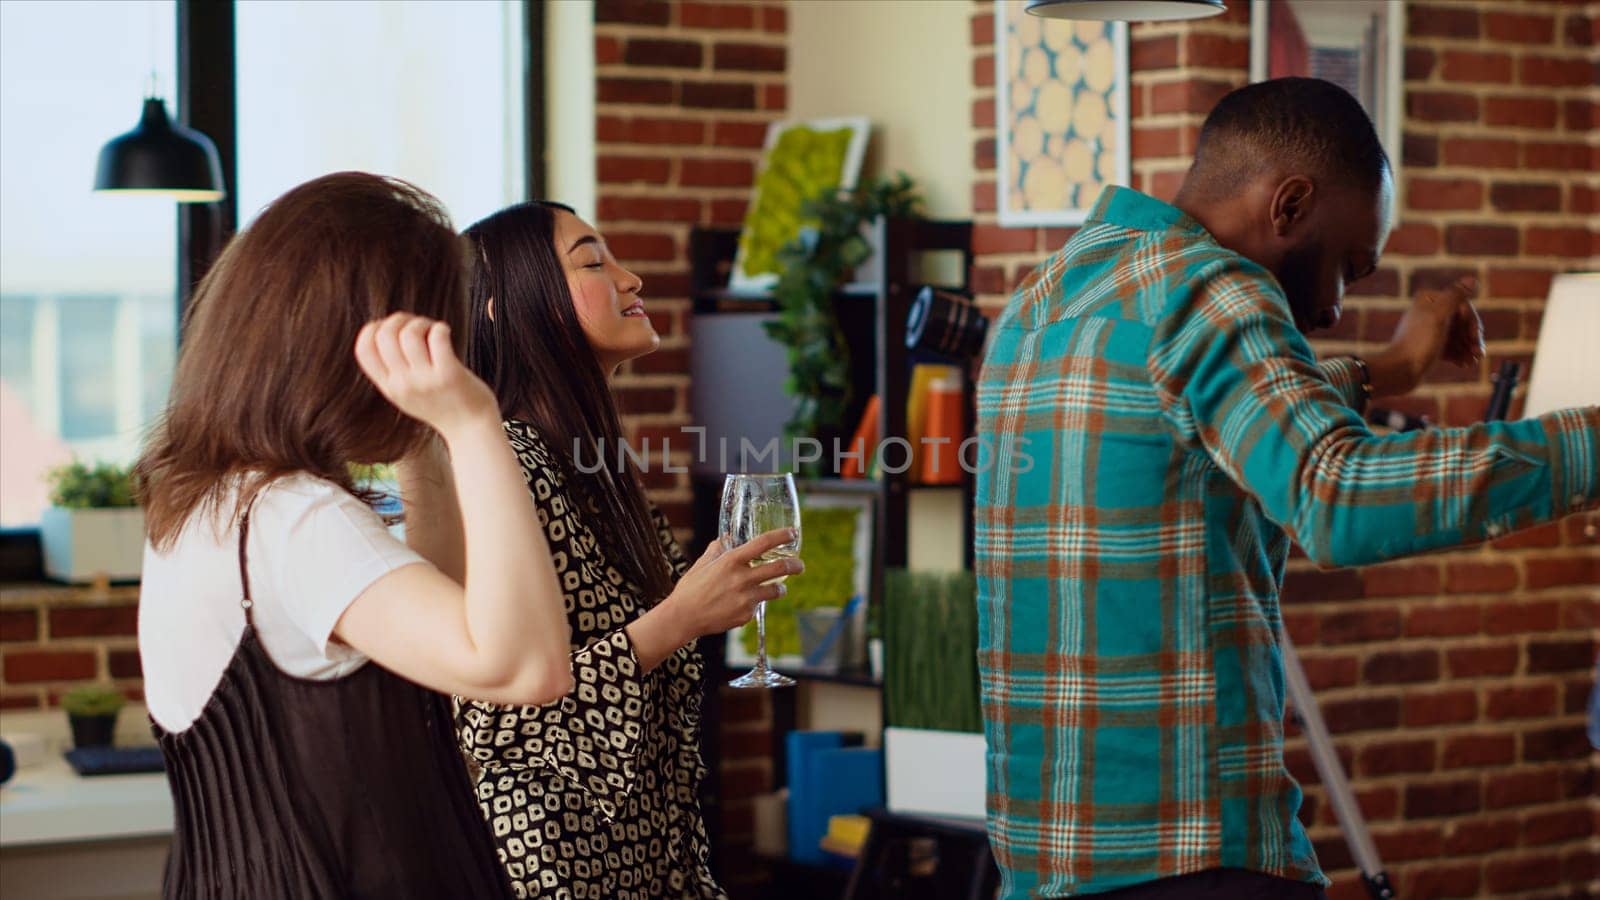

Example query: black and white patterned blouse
[456,420,725,900]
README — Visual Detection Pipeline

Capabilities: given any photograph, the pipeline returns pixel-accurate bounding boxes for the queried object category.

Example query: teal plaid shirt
[974,187,1599,898]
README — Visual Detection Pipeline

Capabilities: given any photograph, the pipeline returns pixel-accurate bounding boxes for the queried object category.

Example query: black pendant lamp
[94,90,224,203]
[1026,0,1226,21]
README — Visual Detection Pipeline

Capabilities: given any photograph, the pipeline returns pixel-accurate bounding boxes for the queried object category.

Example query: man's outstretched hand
[1368,276,1486,399]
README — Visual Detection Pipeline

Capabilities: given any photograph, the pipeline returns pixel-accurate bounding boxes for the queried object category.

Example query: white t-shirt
[139,474,426,733]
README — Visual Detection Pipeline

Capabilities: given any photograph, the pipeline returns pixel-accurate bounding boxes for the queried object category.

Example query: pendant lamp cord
[144,0,159,100]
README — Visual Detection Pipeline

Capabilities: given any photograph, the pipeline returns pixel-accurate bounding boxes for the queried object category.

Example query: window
[234,0,526,232]
[0,0,178,527]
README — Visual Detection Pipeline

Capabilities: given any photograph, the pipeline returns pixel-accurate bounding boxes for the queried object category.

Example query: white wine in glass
[721,473,800,689]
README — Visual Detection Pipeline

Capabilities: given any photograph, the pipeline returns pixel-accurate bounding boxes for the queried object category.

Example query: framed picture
[995,1,1130,227]
[725,487,875,670]
[728,116,871,295]
[1250,0,1404,179]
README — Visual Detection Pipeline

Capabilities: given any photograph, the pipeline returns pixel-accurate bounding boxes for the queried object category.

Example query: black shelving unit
[686,218,976,891]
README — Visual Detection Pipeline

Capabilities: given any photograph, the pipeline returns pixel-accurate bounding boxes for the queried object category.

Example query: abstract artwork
[996,1,1129,227]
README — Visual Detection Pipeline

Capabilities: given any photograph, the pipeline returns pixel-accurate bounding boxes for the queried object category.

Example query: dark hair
[1190,77,1390,196]
[138,172,469,549]
[463,202,673,602]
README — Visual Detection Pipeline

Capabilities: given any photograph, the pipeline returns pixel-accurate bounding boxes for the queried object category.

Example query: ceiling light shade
[1025,0,1227,21]
[94,97,225,203]
[1522,272,1600,419]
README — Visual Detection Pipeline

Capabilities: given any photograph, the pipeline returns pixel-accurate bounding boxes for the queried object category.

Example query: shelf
[774,664,882,688]
[798,477,883,495]
[695,284,878,309]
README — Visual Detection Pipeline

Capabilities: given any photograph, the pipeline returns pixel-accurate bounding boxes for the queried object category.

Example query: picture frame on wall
[728,116,871,296]
[1250,0,1404,180]
[724,488,874,672]
[995,0,1130,228]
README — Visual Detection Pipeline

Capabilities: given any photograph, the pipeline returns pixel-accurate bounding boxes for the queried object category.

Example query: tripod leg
[1279,626,1397,900]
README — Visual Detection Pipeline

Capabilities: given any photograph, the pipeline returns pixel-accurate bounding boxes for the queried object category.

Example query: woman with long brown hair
[135,173,575,899]
[456,201,800,898]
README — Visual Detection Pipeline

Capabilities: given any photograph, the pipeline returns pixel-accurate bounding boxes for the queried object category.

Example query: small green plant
[60,685,126,718]
[46,461,136,509]
[883,568,981,733]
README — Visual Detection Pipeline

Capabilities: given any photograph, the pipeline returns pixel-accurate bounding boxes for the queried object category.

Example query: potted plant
[39,460,144,583]
[61,685,126,749]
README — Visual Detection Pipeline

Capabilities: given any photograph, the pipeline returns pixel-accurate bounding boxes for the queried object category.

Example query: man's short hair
[1190,77,1390,196]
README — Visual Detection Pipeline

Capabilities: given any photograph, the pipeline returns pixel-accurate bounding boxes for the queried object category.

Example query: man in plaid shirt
[975,78,1598,899]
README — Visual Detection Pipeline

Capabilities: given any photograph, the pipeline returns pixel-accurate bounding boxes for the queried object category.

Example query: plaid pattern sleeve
[975,186,1600,899]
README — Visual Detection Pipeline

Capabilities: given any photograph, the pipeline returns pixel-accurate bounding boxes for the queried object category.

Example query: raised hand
[354,313,499,438]
[1372,277,1486,396]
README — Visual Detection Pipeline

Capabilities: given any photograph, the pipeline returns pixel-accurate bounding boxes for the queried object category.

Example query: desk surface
[0,708,172,848]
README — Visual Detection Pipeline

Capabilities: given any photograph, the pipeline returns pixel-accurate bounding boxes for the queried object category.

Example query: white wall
[545,0,596,218]
[789,0,974,219]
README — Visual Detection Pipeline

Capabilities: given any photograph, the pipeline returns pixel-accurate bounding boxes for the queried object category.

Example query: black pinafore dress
[151,507,514,899]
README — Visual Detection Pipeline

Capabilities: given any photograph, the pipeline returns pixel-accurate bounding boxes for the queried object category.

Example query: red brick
[595,36,623,65]
[1309,837,1353,873]
[974,137,996,171]
[1446,814,1522,854]
[1183,33,1248,69]
[1132,35,1178,70]
[1281,610,1317,645]
[1319,607,1400,644]
[1485,599,1561,635]
[598,155,672,185]
[1490,521,1561,549]
[1523,806,1590,845]
[718,686,769,722]
[1527,639,1596,675]
[972,181,997,215]
[1282,568,1365,603]
[1490,181,1563,213]
[1364,650,1439,685]
[1441,50,1513,84]
[0,693,40,710]
[1520,57,1592,87]
[1445,561,1518,594]
[1406,779,1482,818]
[1404,862,1480,899]
[713,42,784,73]
[595,0,670,26]
[1524,724,1590,762]
[1442,138,1520,169]
[1131,126,1184,160]
[628,346,689,375]
[597,196,701,223]
[1572,183,1599,214]
[598,75,677,107]
[1359,738,1436,776]
[49,605,138,638]
[680,158,755,188]
[708,198,746,227]
[1404,47,1436,80]
[1300,654,1358,691]
[604,231,677,262]
[1487,852,1564,894]
[719,763,770,798]
[1563,12,1594,48]
[3,650,96,683]
[972,97,995,130]
[1442,734,1515,770]
[1484,95,1560,129]
[1151,79,1234,115]
[761,5,785,34]
[0,609,37,642]
[597,116,706,146]
[1486,683,1558,721]
[1526,556,1600,589]
[1405,603,1481,637]
[1564,98,1596,133]
[1487,768,1562,809]
[970,11,994,47]
[1372,824,1444,863]
[1323,696,1400,734]
[1041,228,1076,249]
[1403,689,1477,726]
[1407,90,1478,123]
[107,648,142,679]
[1485,11,1556,44]
[1385,222,1439,256]
[973,225,1036,256]
[1486,267,1553,300]
[1408,178,1485,213]
[1345,266,1399,299]
[1524,141,1593,171]
[758,82,784,111]
[1150,170,1185,203]
[1409,5,1478,39]
[680,81,756,110]
[624,38,704,69]
[712,120,769,149]
[679,2,755,30]
[972,53,995,89]
[1446,644,1519,678]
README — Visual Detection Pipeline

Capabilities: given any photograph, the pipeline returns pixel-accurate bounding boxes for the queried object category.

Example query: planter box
[884,726,987,820]
[39,507,145,584]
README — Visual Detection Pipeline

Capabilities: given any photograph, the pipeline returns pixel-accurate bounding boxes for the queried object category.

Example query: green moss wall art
[728,116,870,294]
[726,492,873,666]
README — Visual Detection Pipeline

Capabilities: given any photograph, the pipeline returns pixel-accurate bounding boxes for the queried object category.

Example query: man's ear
[1269,176,1315,237]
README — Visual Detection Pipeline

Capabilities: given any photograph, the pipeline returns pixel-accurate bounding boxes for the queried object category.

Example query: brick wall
[971,1,1598,897]
[0,585,143,710]
[590,0,788,888]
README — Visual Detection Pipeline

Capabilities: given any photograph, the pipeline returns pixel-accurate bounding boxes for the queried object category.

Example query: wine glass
[721,473,801,689]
